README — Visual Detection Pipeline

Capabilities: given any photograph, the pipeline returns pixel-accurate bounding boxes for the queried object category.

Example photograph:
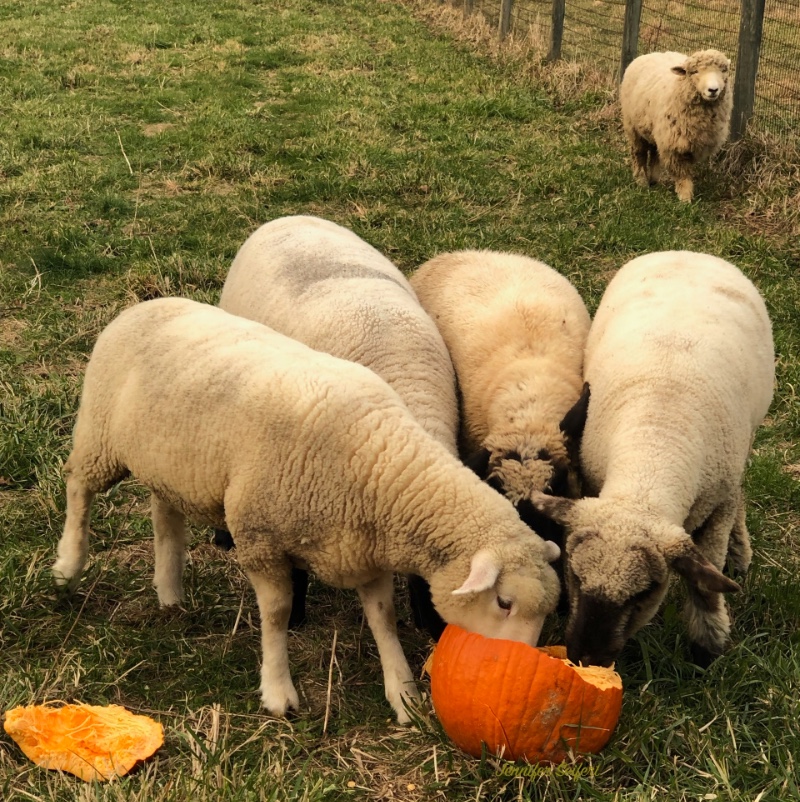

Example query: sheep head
[671,49,731,103]
[428,539,561,647]
[463,383,591,541]
[528,494,740,667]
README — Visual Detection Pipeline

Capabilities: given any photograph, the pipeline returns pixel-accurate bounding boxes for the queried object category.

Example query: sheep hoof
[53,572,80,596]
[392,687,423,726]
[386,672,422,726]
[156,590,184,608]
[262,683,300,717]
[675,180,694,202]
[52,564,81,594]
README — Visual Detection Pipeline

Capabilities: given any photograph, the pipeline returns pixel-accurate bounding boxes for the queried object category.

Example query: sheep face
[528,494,741,667]
[564,527,671,667]
[463,382,590,545]
[672,50,731,103]
[429,541,562,646]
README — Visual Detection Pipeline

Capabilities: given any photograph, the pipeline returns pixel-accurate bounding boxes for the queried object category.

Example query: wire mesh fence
[463,0,800,144]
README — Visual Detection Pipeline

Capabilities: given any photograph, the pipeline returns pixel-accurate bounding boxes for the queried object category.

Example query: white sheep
[218,214,459,635]
[52,298,561,724]
[529,251,774,667]
[619,49,733,202]
[409,250,591,619]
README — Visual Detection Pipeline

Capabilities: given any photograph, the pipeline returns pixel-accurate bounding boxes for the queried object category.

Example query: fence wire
[464,0,800,143]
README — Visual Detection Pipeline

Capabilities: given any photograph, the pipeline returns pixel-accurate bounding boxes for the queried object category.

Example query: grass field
[1,0,798,799]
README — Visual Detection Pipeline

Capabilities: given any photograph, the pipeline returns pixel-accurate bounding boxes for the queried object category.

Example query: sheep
[619,49,733,202]
[52,297,561,724]
[528,251,774,668]
[217,214,460,635]
[409,250,592,617]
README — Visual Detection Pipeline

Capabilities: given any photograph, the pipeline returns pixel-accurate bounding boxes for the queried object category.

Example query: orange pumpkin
[4,703,164,782]
[430,625,622,763]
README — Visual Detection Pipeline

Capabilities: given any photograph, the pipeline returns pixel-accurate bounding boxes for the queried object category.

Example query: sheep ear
[559,382,591,442]
[528,490,575,526]
[452,549,500,596]
[543,540,561,563]
[671,64,688,76]
[669,543,741,594]
[463,448,492,480]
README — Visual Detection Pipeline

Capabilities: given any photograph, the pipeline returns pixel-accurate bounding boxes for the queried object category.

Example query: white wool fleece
[220,215,458,455]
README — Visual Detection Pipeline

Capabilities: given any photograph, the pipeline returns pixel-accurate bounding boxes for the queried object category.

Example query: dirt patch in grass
[0,316,27,347]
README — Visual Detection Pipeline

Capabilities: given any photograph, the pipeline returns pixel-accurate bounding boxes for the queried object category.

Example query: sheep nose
[707,87,719,96]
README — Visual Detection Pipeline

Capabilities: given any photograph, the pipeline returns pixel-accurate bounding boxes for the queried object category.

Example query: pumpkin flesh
[4,703,164,782]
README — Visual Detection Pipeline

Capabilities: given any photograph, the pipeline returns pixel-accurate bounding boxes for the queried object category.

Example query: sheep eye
[631,580,659,604]
[722,66,729,73]
[497,596,513,611]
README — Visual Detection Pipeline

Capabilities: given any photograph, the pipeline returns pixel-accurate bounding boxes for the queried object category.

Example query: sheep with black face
[409,250,591,631]
[531,251,774,668]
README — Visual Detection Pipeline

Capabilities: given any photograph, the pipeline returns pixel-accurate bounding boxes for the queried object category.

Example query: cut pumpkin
[430,625,623,763]
[4,703,164,782]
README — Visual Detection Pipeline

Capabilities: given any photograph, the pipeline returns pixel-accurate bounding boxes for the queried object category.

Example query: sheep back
[581,250,774,526]
[219,215,458,454]
[410,249,591,457]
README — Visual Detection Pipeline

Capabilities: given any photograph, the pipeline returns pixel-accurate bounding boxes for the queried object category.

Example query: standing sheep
[409,250,592,620]
[53,298,561,724]
[619,49,733,202]
[217,214,460,634]
[529,251,774,668]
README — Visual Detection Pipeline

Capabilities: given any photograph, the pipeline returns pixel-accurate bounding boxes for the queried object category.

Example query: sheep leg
[151,493,187,607]
[684,502,737,666]
[407,573,446,641]
[648,145,661,184]
[52,475,96,589]
[246,566,300,716]
[726,488,752,576]
[629,134,651,187]
[357,572,420,724]
[662,151,695,202]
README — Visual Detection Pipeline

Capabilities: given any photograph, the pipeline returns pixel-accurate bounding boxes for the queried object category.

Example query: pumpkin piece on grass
[430,624,622,764]
[3,703,164,782]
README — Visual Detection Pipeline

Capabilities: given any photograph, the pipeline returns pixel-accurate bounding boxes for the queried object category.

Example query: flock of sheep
[51,47,770,726]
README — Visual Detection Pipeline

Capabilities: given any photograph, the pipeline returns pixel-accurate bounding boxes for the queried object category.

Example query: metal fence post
[548,0,566,61]
[499,0,514,40]
[731,0,766,140]
[619,0,644,83]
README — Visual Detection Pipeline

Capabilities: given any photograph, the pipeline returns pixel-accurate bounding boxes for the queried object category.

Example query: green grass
[1,0,799,799]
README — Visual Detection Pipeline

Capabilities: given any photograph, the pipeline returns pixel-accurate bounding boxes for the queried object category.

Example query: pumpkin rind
[430,625,622,763]
[4,703,164,782]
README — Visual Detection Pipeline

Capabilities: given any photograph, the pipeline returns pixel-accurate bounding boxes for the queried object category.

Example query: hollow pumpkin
[430,624,623,763]
[4,703,164,782]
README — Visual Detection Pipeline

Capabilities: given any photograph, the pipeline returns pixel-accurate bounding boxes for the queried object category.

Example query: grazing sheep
[529,251,774,668]
[409,250,592,621]
[619,49,733,202]
[218,214,459,633]
[53,298,561,723]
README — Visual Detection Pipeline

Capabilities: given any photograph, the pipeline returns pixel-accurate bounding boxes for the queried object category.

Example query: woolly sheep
[218,214,459,633]
[52,298,561,724]
[619,49,733,202]
[529,251,774,668]
[409,250,592,618]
